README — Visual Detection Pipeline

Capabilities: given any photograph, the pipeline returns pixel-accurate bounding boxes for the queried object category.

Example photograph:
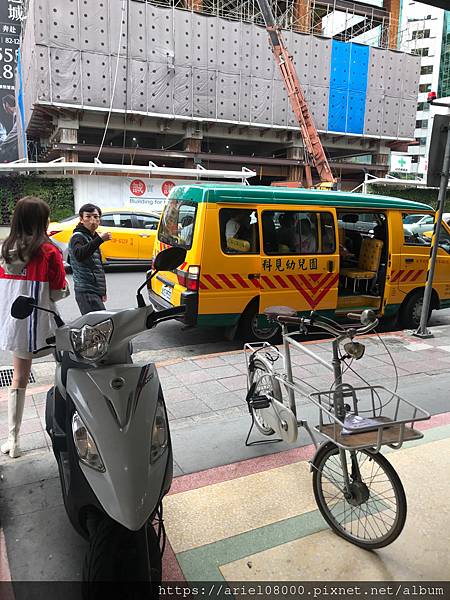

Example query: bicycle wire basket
[308,383,430,452]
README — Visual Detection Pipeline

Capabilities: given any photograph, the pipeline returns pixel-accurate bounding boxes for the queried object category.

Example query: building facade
[17,0,417,189]
[401,0,450,175]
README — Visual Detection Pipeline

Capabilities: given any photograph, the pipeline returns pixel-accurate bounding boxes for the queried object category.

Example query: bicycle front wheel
[248,357,282,435]
[312,442,407,549]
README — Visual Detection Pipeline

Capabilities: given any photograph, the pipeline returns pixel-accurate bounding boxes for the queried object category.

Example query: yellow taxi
[48,209,160,266]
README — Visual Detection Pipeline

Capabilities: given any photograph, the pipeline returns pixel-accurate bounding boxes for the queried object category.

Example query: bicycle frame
[244,309,429,549]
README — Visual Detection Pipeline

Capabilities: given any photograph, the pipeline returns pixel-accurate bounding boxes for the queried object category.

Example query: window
[412,29,430,40]
[219,208,259,254]
[134,213,159,230]
[403,213,450,253]
[100,213,133,228]
[420,65,433,75]
[415,119,428,129]
[419,83,431,93]
[412,47,429,56]
[419,137,427,146]
[260,210,335,255]
[417,101,430,111]
[158,199,197,250]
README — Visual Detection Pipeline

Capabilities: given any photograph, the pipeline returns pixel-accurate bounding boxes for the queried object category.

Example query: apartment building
[401,1,450,174]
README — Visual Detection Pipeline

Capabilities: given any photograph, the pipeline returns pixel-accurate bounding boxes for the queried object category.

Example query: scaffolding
[146,0,401,50]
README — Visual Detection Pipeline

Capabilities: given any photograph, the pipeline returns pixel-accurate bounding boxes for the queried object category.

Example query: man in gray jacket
[68,203,112,315]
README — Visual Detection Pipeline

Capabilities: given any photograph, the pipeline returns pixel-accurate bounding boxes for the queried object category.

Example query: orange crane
[257,0,336,189]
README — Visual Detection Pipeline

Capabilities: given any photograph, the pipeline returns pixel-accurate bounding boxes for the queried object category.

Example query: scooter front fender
[66,363,171,531]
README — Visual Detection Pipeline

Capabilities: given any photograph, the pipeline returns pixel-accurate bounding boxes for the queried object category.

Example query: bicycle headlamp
[343,341,365,360]
[70,319,113,362]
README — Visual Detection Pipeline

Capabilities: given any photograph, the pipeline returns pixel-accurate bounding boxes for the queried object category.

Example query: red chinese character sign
[0,0,23,162]
[161,180,175,197]
[130,179,146,197]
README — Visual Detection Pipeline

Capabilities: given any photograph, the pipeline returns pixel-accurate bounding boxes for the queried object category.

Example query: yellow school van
[147,184,450,341]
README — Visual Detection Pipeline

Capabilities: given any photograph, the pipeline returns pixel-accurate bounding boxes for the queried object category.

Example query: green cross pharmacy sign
[391,153,412,173]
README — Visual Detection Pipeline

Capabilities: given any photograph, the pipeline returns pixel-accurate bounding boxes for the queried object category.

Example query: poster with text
[0,0,23,162]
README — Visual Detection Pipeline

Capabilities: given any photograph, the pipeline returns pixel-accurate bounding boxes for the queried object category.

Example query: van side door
[393,212,450,305]
[258,207,339,315]
[197,205,260,327]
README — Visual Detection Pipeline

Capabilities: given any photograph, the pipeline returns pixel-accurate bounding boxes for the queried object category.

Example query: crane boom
[257,0,335,187]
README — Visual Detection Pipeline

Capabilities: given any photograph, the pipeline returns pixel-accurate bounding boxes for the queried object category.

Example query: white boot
[1,388,26,458]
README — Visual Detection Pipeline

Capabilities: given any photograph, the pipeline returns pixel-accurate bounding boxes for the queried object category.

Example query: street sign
[0,0,24,162]
[418,156,428,175]
[427,114,450,188]
[390,153,412,173]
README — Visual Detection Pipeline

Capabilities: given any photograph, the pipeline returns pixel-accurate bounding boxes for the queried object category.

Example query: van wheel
[399,291,432,329]
[239,306,280,343]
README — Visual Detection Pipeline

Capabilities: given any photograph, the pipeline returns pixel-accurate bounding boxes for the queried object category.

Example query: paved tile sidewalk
[1,327,450,583]
[1,328,450,464]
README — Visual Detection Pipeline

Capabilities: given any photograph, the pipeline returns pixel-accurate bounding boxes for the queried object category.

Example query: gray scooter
[11,247,187,598]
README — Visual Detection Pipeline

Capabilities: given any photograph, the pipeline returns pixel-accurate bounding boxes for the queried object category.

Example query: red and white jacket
[0,242,67,355]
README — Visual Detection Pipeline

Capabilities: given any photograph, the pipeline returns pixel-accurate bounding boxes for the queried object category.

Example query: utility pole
[414,97,450,338]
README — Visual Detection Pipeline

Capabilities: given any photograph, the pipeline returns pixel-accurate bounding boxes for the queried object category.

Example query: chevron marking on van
[198,272,339,308]
[391,269,425,283]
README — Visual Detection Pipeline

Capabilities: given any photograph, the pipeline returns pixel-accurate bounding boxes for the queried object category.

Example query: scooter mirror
[153,246,187,273]
[11,295,35,319]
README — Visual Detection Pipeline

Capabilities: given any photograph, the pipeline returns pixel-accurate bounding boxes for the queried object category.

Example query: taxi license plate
[161,284,173,303]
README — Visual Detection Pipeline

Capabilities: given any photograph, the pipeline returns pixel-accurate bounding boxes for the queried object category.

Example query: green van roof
[170,183,433,212]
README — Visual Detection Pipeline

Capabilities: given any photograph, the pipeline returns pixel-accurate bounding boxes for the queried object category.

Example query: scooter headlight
[70,319,113,362]
[150,398,169,464]
[72,411,105,472]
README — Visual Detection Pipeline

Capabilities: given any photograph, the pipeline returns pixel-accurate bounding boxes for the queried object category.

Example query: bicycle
[244,306,430,549]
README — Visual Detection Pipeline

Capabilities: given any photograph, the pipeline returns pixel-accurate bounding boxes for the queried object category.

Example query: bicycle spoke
[315,446,404,547]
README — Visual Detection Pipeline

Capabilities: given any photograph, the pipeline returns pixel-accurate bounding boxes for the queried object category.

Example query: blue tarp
[327,40,369,134]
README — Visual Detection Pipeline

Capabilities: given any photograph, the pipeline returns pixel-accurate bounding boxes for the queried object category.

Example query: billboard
[0,0,23,162]
[73,176,195,213]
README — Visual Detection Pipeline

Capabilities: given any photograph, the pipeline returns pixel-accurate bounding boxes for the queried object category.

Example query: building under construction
[18,0,417,188]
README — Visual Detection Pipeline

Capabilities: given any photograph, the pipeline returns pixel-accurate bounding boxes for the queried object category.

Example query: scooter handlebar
[146,305,186,329]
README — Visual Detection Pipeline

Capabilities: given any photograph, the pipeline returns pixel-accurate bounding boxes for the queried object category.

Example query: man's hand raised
[100,232,112,242]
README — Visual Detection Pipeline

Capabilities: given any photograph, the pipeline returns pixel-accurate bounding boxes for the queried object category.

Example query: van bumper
[147,289,198,326]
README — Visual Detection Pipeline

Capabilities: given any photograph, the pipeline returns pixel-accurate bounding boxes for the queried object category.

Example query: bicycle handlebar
[268,308,378,338]
[303,311,378,337]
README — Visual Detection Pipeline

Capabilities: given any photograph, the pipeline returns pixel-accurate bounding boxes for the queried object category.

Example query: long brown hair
[1,196,51,263]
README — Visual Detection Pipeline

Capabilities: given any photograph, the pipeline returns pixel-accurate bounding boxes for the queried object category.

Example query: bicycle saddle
[264,306,302,324]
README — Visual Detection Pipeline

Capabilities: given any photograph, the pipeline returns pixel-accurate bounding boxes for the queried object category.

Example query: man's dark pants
[75,292,105,315]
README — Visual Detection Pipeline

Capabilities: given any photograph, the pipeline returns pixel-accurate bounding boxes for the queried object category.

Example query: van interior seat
[340,238,383,292]
[227,237,251,253]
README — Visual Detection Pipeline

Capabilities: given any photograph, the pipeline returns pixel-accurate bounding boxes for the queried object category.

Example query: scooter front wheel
[82,515,162,599]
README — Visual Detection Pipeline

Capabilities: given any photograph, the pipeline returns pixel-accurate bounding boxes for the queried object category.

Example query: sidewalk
[0,327,450,584]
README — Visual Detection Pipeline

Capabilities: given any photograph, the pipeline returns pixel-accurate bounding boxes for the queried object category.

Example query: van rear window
[158,199,197,249]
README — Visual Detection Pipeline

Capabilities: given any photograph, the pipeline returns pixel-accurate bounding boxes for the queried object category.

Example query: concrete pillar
[293,0,325,35]
[287,144,304,183]
[374,152,390,177]
[293,0,311,33]
[183,124,203,168]
[50,116,79,162]
[383,0,401,49]
[185,0,202,11]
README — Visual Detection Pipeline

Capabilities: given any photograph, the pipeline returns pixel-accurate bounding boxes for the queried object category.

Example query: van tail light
[177,265,200,292]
